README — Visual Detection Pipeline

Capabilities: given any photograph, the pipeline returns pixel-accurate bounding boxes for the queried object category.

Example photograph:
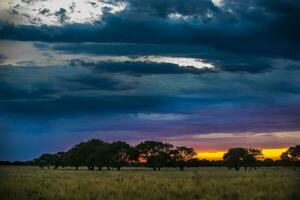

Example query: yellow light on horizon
[196,148,288,160]
[196,151,226,160]
[262,148,288,160]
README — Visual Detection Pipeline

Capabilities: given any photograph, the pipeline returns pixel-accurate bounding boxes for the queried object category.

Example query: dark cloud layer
[1,61,299,118]
[0,95,170,117]
[55,43,274,73]
[0,54,6,63]
[1,0,300,59]
[62,74,137,91]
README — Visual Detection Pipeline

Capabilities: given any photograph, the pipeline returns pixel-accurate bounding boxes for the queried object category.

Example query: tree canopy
[31,140,299,171]
[223,148,263,171]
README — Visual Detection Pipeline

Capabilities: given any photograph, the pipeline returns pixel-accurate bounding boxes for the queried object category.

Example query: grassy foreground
[0,166,299,200]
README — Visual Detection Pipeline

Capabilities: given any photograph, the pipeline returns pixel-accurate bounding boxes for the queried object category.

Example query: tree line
[2,139,299,171]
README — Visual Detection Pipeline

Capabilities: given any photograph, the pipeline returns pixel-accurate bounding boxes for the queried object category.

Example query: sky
[0,0,300,161]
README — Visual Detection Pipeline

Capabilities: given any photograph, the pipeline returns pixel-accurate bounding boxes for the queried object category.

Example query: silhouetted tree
[186,158,200,167]
[262,158,274,167]
[223,148,262,171]
[87,143,112,170]
[243,148,263,171]
[52,152,67,169]
[31,138,300,172]
[110,141,134,170]
[136,141,173,170]
[33,153,54,169]
[280,145,300,169]
[223,148,248,171]
[67,139,105,170]
[171,146,196,171]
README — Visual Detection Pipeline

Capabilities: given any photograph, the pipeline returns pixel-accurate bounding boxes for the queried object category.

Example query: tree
[66,146,81,170]
[136,141,173,170]
[110,141,135,170]
[288,145,300,161]
[92,143,113,170]
[33,153,54,169]
[223,148,247,171]
[172,146,196,171]
[52,152,67,169]
[280,145,300,169]
[243,148,263,171]
[223,148,262,171]
[262,158,274,167]
[67,139,105,170]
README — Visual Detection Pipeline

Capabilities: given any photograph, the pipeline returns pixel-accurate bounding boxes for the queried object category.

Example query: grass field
[0,166,299,200]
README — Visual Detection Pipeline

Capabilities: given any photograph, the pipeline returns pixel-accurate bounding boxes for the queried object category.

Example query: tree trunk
[152,167,157,171]
[75,166,79,170]
[98,166,102,171]
[107,166,111,170]
[117,166,121,171]
[180,166,184,171]
[234,165,240,171]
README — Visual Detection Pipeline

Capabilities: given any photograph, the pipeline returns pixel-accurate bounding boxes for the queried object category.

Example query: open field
[0,166,299,200]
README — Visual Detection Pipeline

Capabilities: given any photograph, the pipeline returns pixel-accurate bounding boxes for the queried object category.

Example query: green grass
[0,166,299,200]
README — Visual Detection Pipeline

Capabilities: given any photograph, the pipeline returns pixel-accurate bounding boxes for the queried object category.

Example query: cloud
[1,56,300,118]
[62,74,137,91]
[0,95,172,118]
[45,42,277,73]
[0,0,127,25]
[130,113,186,121]
[0,40,216,73]
[67,55,215,71]
[0,79,57,100]
[0,54,6,63]
[70,59,213,75]
[163,131,300,151]
[136,56,214,69]
[0,0,299,59]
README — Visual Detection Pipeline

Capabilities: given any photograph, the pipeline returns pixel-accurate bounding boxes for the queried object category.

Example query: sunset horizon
[196,148,289,161]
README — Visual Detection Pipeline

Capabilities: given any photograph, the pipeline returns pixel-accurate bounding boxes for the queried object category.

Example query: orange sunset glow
[196,148,288,160]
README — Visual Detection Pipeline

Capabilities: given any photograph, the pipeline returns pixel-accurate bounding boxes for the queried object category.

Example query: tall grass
[0,166,299,200]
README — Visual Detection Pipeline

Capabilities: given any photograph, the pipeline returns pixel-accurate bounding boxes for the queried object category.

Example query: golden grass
[0,166,299,200]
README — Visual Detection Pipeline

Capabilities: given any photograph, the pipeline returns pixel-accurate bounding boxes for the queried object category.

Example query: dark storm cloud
[0,95,171,117]
[212,55,272,73]
[62,74,137,90]
[0,80,56,100]
[1,0,299,59]
[0,64,167,117]
[50,43,212,56]
[119,0,218,19]
[0,66,57,100]
[0,54,6,63]
[53,43,273,74]
[1,58,300,118]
